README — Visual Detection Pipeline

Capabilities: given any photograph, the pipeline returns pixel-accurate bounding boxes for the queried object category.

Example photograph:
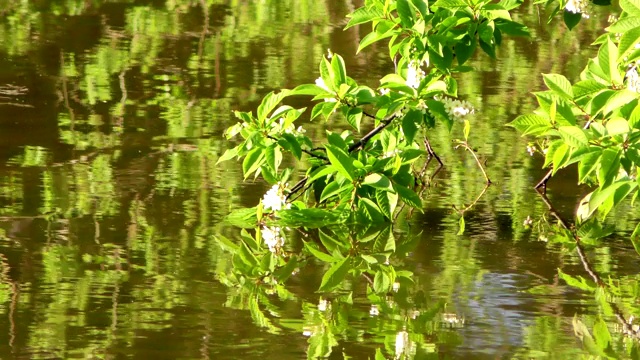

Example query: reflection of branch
[454,141,491,185]
[395,137,444,221]
[453,184,490,214]
[535,190,640,340]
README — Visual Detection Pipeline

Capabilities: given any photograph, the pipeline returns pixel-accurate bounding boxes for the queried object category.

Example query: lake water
[0,1,639,359]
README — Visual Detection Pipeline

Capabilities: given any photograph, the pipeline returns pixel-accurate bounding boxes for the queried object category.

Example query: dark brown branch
[425,136,443,167]
[534,169,553,194]
[287,113,398,201]
[348,113,397,152]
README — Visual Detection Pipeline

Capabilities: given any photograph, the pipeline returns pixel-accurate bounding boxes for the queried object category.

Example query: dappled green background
[0,0,638,358]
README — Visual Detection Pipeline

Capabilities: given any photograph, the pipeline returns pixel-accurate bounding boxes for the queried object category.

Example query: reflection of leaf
[249,296,281,334]
[225,207,258,228]
[319,257,350,292]
[305,242,338,263]
[558,269,597,292]
[307,328,337,359]
[274,209,347,228]
[273,256,300,283]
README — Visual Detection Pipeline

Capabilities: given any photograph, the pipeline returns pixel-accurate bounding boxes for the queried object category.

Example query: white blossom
[318,298,328,312]
[523,216,533,227]
[369,305,379,316]
[383,148,401,159]
[565,0,591,18]
[262,183,290,212]
[626,64,640,93]
[262,226,284,253]
[526,144,536,156]
[406,60,426,89]
[327,48,333,59]
[438,96,475,121]
[395,331,409,359]
[392,282,400,292]
[379,88,390,95]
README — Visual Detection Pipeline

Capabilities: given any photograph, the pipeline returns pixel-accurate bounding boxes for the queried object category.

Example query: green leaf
[558,126,589,147]
[396,0,415,27]
[359,198,386,223]
[630,223,640,256]
[563,10,582,30]
[291,84,330,96]
[618,26,640,61]
[433,0,468,8]
[330,55,347,90]
[579,149,602,182]
[237,240,259,268]
[325,144,355,181]
[357,20,396,53]
[376,189,398,219]
[305,242,338,263]
[620,0,640,17]
[598,38,623,85]
[311,102,336,121]
[278,133,302,160]
[543,73,574,100]
[508,114,551,134]
[600,90,639,116]
[345,6,384,29]
[607,17,640,33]
[402,109,421,143]
[319,257,350,292]
[455,36,477,66]
[242,148,266,179]
[373,270,391,293]
[558,269,597,292]
[257,90,290,123]
[225,207,258,228]
[320,180,352,203]
[457,216,465,235]
[597,148,621,188]
[606,117,631,135]
[588,181,629,218]
[552,143,570,174]
[217,147,238,164]
[375,348,386,360]
[573,80,607,99]
[394,184,422,210]
[592,318,612,350]
[363,173,394,191]
[373,228,396,253]
[346,107,363,132]
[276,209,348,228]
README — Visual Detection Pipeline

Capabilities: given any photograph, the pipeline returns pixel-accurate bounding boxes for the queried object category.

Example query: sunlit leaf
[345,6,384,29]
[543,73,574,100]
[325,144,355,181]
[373,270,391,293]
[363,173,394,191]
[319,256,351,292]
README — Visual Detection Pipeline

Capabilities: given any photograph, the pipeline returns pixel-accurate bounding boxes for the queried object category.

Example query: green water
[0,1,638,359]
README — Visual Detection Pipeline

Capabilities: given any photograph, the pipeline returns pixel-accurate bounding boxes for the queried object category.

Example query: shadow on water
[0,0,638,359]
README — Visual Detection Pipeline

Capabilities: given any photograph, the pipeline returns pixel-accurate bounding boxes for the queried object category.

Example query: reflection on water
[0,0,638,359]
